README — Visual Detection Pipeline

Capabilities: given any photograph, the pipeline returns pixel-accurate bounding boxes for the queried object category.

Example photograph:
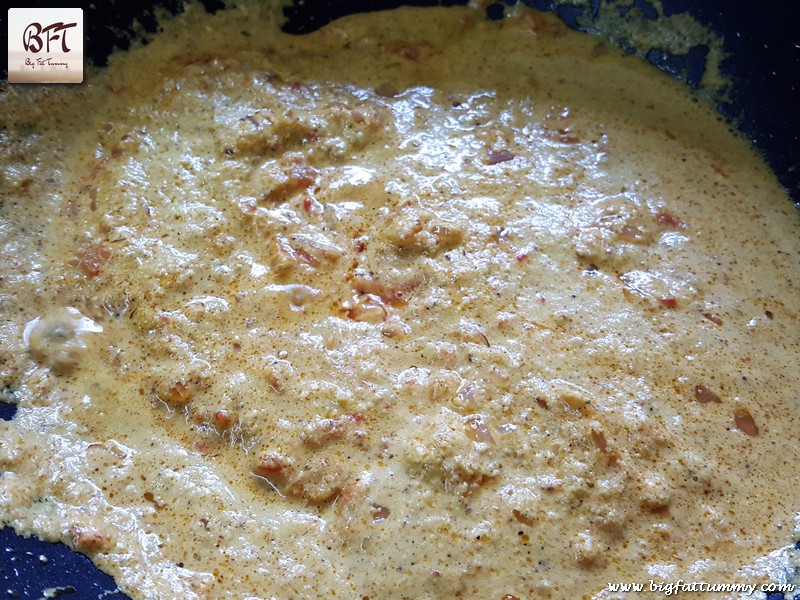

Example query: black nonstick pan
[1,1,799,598]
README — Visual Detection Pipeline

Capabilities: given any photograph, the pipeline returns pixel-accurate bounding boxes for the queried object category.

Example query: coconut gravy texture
[1,3,800,599]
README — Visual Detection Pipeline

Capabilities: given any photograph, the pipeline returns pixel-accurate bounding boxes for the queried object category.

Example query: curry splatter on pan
[1,0,799,598]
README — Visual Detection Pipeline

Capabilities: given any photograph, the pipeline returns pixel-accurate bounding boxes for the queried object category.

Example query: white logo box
[8,7,84,83]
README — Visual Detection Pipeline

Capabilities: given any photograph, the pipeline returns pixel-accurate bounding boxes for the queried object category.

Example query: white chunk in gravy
[1,3,800,599]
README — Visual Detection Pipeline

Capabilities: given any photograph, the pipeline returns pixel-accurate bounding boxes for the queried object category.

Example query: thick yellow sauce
[2,3,800,599]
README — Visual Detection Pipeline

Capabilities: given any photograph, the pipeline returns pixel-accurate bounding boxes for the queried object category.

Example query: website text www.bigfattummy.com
[606,580,796,596]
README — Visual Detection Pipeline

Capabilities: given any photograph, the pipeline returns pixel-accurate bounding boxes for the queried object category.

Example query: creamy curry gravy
[2,3,800,599]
